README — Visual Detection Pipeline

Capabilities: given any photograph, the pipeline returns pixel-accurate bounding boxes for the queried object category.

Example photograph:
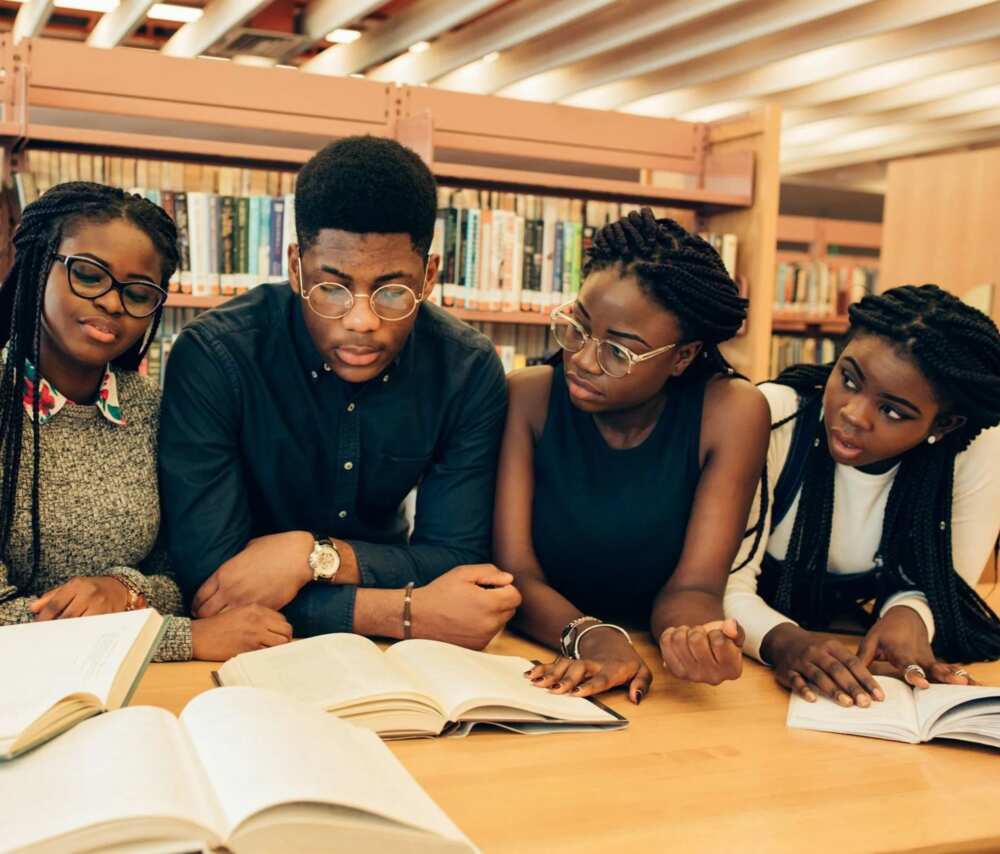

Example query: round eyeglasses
[550,301,677,379]
[53,254,167,319]
[297,258,424,322]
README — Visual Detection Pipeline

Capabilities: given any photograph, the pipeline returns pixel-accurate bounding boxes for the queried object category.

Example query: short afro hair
[295,135,437,256]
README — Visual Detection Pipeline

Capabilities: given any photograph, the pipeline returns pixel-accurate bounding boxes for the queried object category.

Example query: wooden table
[134,589,1000,854]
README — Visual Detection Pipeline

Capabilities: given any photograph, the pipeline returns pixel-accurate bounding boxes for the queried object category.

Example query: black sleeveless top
[530,363,705,620]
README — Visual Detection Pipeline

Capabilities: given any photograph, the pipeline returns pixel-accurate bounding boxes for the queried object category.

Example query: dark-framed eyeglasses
[550,300,677,378]
[52,254,167,319]
[297,258,424,322]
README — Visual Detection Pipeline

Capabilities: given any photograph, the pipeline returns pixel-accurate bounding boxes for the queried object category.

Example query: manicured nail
[635,690,644,703]
[873,688,885,701]
[837,693,853,707]
[857,695,870,708]
[551,683,562,690]
[531,677,543,683]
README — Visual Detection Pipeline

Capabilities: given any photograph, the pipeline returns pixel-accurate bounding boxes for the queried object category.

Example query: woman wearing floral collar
[0,182,292,661]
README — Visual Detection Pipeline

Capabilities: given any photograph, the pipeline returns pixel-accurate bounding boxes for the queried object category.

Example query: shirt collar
[22,358,127,426]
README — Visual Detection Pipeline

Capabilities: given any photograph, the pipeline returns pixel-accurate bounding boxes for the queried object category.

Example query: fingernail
[531,677,543,683]
[635,690,644,703]
[805,692,817,702]
[838,693,853,706]
[873,689,885,701]
[857,695,870,708]
[551,682,562,690]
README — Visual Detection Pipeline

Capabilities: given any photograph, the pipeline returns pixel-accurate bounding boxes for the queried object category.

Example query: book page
[0,610,160,739]
[216,633,434,712]
[914,683,1000,739]
[386,640,618,723]
[180,687,472,847]
[786,676,920,743]
[0,706,222,853]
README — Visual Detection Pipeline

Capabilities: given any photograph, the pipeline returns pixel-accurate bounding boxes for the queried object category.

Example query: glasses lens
[372,284,418,320]
[552,317,586,352]
[308,283,353,319]
[67,258,111,298]
[121,283,164,317]
[598,342,631,378]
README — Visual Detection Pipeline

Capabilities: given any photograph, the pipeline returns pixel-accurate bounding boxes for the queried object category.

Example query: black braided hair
[584,207,748,383]
[0,181,179,577]
[768,285,1000,662]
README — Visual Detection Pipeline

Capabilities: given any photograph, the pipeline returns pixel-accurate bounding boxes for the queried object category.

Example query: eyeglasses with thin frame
[550,300,678,378]
[53,254,167,319]
[296,258,425,322]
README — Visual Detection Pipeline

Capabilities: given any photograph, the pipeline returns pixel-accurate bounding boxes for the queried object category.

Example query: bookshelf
[0,37,780,380]
[770,215,881,375]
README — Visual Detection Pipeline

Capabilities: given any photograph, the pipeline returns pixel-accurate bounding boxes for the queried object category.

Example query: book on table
[0,609,166,760]
[2,686,477,854]
[216,634,628,738]
[787,674,1000,748]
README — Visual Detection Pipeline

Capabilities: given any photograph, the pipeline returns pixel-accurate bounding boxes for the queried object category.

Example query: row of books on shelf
[774,261,877,318]
[433,187,737,314]
[770,334,840,376]
[18,150,738,313]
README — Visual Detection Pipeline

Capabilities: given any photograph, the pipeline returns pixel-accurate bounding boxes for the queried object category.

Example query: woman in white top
[726,284,1000,708]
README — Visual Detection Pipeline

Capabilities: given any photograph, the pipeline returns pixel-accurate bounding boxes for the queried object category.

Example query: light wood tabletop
[133,587,1000,854]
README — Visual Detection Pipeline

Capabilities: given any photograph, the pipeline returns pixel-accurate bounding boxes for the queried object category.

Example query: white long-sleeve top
[725,383,1000,662]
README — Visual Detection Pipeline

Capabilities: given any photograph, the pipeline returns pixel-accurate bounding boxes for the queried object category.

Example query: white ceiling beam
[12,0,54,45]
[782,84,1000,149]
[782,124,1000,176]
[302,0,496,77]
[431,0,746,96]
[619,0,1000,117]
[87,0,156,48]
[161,0,271,57]
[302,0,384,41]
[783,47,1000,128]
[367,0,614,85]
[501,0,870,105]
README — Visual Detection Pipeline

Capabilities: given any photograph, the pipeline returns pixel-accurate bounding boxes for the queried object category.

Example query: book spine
[270,198,285,278]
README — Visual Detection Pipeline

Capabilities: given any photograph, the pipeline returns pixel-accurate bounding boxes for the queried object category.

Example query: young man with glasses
[159,137,519,650]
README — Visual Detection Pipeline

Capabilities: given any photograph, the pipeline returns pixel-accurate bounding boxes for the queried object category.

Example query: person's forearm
[651,588,725,640]
[352,587,407,639]
[333,539,484,588]
[510,575,586,650]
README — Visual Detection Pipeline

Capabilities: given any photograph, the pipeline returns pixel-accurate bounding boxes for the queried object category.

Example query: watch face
[312,543,340,579]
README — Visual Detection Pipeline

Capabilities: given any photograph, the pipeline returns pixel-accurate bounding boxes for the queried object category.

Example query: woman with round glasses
[0,182,291,661]
[494,208,770,702]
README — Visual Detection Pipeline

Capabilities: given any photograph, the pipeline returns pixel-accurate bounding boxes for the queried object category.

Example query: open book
[217,634,627,738]
[3,686,476,854]
[0,609,165,759]
[787,675,1000,748]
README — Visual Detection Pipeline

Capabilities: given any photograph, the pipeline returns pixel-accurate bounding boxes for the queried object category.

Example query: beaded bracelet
[402,582,415,640]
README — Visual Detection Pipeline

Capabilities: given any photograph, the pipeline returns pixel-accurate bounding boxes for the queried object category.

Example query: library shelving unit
[0,36,781,381]
[772,215,882,336]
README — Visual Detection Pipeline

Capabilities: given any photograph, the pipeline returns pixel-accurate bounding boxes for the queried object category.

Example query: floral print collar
[22,359,126,426]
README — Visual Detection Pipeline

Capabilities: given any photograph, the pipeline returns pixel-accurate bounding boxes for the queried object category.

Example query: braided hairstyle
[0,181,179,577]
[584,207,748,383]
[769,285,1000,661]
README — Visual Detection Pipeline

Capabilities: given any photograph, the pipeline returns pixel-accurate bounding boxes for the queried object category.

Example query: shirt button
[310,370,318,380]
[338,510,348,519]
[343,461,354,471]
[382,374,389,383]
[347,403,356,412]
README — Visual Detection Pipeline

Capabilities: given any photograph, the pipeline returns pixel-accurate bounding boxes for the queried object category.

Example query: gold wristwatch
[308,536,341,582]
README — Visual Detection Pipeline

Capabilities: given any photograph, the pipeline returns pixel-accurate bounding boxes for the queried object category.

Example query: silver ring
[954,668,970,678]
[904,663,927,683]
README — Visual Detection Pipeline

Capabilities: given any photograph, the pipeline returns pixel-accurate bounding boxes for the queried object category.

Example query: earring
[927,435,937,445]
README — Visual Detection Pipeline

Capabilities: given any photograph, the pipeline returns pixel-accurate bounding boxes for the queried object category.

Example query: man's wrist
[352,587,408,639]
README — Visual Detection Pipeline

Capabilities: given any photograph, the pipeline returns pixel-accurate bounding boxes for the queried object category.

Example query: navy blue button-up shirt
[159,283,507,636]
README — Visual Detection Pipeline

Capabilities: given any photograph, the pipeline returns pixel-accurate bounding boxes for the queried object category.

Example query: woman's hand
[524,627,652,703]
[659,618,744,685]
[191,604,293,661]
[765,623,883,706]
[858,605,977,689]
[31,576,135,620]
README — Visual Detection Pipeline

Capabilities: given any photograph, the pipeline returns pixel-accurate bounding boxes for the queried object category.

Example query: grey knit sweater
[0,360,191,661]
